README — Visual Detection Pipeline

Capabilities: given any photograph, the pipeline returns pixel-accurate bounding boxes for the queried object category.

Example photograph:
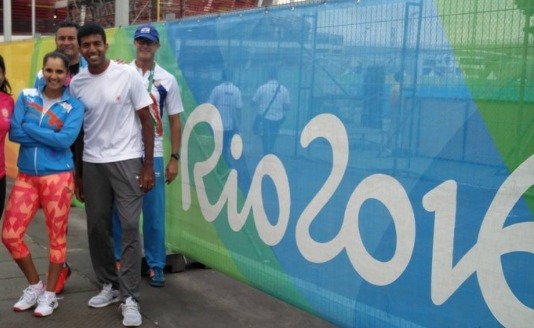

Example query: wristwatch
[170,153,180,161]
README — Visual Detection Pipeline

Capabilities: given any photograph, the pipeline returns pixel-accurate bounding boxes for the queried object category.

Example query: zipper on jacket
[33,111,46,175]
[33,147,38,175]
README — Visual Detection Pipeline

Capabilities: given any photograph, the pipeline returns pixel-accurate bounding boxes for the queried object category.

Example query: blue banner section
[161,0,534,327]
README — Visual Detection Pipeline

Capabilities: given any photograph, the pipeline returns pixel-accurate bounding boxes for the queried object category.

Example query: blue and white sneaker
[148,268,165,287]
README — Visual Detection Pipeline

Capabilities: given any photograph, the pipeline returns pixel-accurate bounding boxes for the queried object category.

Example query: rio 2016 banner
[3,0,534,327]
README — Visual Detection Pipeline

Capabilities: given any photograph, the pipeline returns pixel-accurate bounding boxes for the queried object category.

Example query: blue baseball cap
[134,25,159,43]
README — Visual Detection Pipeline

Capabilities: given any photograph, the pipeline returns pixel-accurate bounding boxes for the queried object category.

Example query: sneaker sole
[33,303,58,317]
[88,298,120,308]
[122,319,142,327]
[13,305,35,312]
[149,281,165,287]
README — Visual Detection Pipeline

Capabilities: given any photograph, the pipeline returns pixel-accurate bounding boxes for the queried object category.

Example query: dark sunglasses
[136,38,157,46]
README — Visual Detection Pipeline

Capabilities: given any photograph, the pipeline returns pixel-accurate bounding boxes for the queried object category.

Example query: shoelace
[98,284,113,298]
[20,286,39,302]
[37,294,55,306]
[153,270,164,281]
[121,299,139,315]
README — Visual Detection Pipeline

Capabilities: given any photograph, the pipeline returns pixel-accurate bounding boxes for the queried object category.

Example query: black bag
[253,114,264,135]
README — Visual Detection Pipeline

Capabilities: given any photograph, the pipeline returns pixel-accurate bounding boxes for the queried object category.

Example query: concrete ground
[0,178,334,328]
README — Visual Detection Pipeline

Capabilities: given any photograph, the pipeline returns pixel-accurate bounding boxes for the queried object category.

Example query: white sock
[31,281,44,290]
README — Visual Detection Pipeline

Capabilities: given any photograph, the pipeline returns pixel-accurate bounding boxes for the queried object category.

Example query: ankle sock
[31,281,44,290]
[43,291,55,298]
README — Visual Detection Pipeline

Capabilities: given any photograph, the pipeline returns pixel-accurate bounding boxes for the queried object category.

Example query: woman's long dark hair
[0,54,12,95]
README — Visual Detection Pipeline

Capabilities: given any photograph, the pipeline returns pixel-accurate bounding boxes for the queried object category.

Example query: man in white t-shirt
[70,22,154,328]
[208,69,242,164]
[252,67,290,154]
[111,24,183,288]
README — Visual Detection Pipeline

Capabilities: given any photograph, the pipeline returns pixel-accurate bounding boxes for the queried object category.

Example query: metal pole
[3,0,12,42]
[115,0,129,27]
[157,0,161,21]
[32,0,36,37]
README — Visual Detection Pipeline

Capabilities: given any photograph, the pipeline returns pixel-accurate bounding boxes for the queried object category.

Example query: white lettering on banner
[423,156,534,328]
[296,114,415,285]
[296,115,348,263]
[182,104,534,327]
[181,104,290,245]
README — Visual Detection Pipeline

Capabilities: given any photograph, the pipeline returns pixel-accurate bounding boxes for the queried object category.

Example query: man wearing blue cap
[112,24,183,288]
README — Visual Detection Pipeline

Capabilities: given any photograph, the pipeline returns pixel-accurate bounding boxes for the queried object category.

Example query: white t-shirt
[70,60,153,163]
[130,61,184,157]
[252,80,290,121]
[41,93,61,112]
[208,81,242,131]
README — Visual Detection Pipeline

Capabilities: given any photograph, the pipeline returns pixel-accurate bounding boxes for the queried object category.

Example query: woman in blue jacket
[1,51,83,317]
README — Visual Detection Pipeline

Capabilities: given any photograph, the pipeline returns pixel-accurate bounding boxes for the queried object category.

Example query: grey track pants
[83,158,143,302]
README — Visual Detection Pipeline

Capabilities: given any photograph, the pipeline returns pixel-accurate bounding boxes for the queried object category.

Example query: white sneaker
[13,284,45,311]
[88,283,120,308]
[120,297,142,327]
[33,292,58,317]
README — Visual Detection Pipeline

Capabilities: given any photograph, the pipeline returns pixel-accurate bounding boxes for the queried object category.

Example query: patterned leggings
[2,171,73,263]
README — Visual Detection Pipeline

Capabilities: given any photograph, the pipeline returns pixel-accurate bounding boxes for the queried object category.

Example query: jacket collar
[38,84,71,102]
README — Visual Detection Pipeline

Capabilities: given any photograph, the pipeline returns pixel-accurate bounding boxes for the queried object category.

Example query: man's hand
[166,113,181,184]
[74,175,84,203]
[165,159,179,184]
[136,106,155,193]
[139,163,155,193]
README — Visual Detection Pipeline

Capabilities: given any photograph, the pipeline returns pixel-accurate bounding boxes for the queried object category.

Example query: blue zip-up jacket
[9,86,84,175]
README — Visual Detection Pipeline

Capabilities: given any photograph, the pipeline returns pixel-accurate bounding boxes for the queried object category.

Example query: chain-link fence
[0,0,259,35]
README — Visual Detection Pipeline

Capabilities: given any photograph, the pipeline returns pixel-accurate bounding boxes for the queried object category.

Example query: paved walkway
[0,178,333,328]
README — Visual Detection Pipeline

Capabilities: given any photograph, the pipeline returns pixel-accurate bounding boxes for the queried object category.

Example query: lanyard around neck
[146,63,155,92]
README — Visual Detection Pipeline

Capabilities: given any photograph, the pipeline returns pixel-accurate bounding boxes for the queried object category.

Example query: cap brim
[135,35,159,42]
